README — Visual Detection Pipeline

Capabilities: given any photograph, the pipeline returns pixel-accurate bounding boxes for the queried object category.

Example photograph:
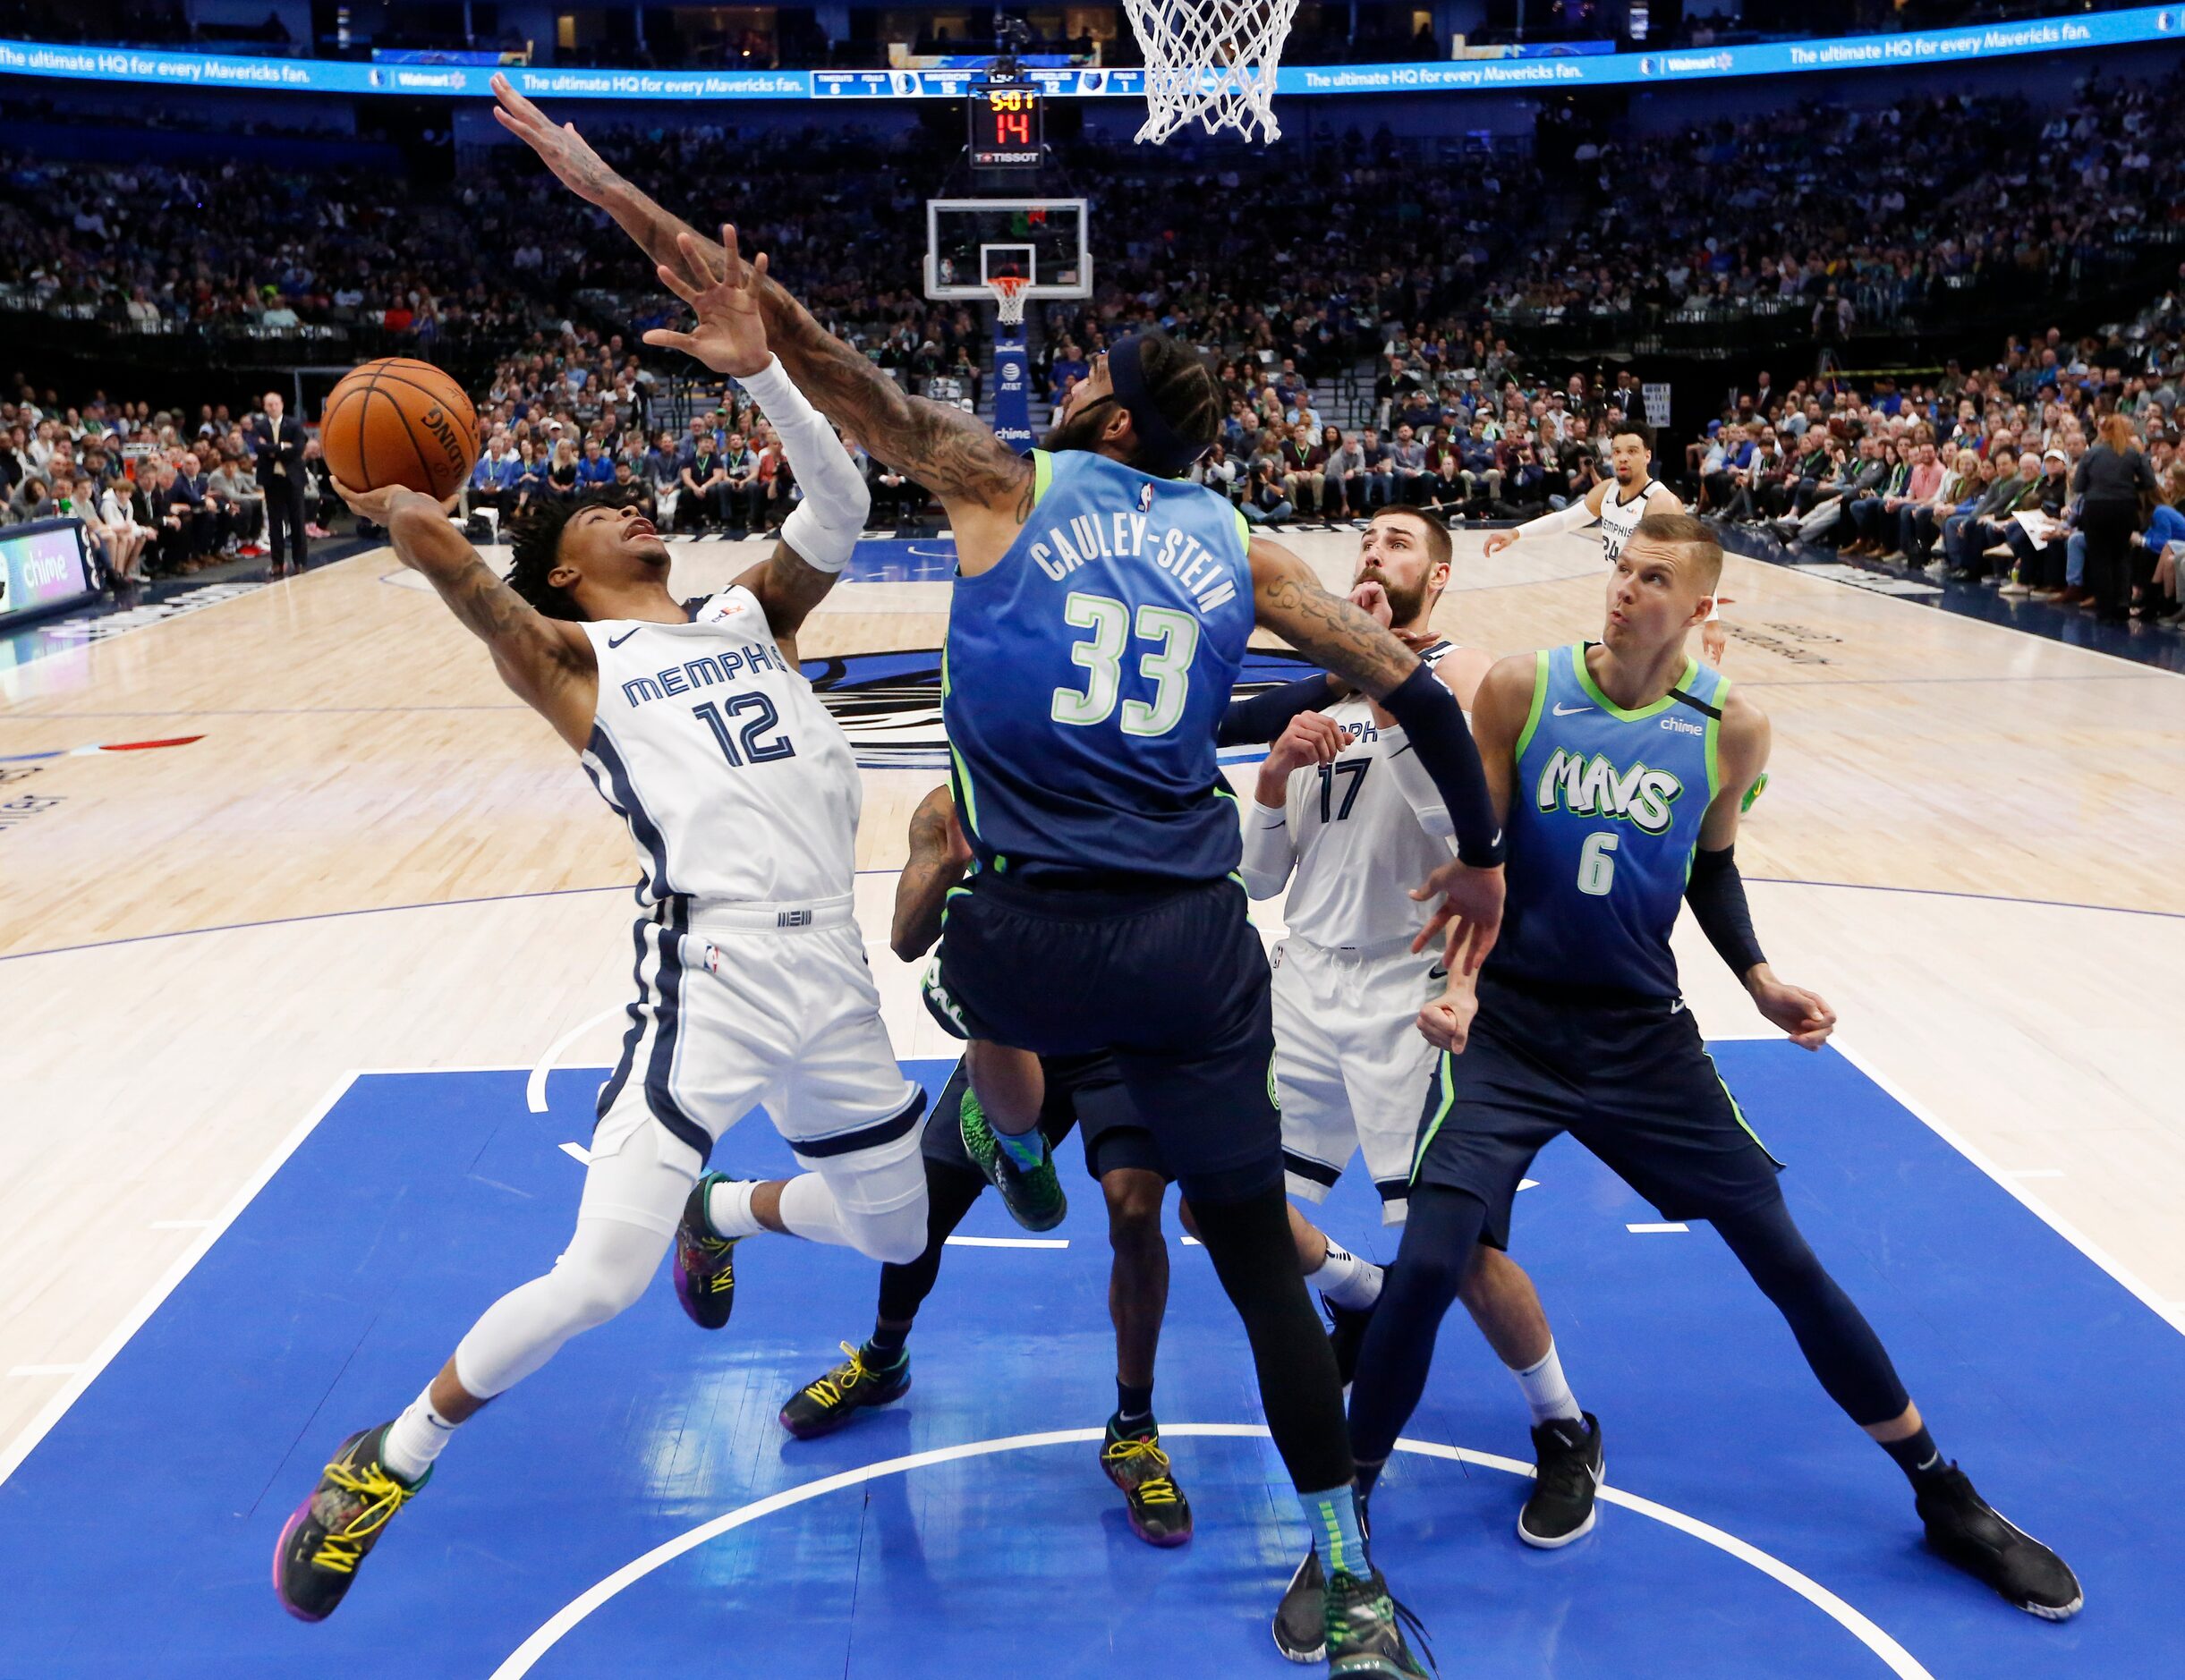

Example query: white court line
[488,1423,1935,1680]
[1833,1038,2185,1338]
[0,1071,361,1488]
[1518,1177,1541,1192]
[525,1008,625,1115]
[942,1235,1067,1250]
[1627,1222,1690,1235]
[6,1366,85,1379]
[558,1142,592,1166]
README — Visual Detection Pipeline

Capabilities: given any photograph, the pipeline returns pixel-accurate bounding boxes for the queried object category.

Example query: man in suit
[251,391,310,576]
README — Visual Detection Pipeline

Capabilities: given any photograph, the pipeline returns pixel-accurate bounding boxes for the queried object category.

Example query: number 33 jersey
[579,585,861,908]
[942,448,1257,882]
[1494,642,1728,999]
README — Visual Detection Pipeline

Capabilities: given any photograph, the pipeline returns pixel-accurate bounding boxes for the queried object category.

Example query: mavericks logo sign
[1535,747,1683,835]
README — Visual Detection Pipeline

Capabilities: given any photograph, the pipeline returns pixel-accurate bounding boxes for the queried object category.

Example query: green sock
[1300,1483,1369,1578]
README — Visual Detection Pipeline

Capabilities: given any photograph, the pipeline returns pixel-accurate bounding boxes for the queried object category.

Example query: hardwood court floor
[1,530,2181,1461]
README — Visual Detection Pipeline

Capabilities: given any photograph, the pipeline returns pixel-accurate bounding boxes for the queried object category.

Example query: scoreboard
[968,81,1042,168]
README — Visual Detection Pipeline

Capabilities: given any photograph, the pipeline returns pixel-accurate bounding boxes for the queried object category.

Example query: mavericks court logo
[804,646,1326,772]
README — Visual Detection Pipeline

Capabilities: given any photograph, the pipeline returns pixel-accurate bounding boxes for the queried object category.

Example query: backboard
[924,199,1092,301]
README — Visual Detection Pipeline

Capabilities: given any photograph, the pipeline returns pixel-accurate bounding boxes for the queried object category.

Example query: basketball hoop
[987,274,1032,327]
[1122,0,1298,145]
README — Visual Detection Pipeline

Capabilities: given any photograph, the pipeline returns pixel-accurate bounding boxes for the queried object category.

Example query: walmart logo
[1535,748,1683,835]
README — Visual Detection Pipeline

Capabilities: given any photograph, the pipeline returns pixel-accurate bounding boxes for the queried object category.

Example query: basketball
[319,358,479,499]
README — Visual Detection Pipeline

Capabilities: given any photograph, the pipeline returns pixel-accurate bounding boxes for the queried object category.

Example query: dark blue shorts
[922,871,1280,1203]
[1410,972,1785,1246]
[922,1052,1169,1184]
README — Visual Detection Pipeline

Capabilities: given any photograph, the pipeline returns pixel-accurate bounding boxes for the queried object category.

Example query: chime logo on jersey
[1535,746,1684,835]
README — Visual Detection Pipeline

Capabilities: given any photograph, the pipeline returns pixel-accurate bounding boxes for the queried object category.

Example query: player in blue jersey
[1317,512,2080,1626]
[497,79,1506,1677]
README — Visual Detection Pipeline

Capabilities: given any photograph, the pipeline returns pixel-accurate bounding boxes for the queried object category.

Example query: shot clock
[969,81,1043,167]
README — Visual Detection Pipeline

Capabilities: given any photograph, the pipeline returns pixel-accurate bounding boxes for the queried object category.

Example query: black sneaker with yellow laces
[273,1422,428,1622]
[778,1341,913,1439]
[1100,1413,1194,1548]
[674,1172,744,1330]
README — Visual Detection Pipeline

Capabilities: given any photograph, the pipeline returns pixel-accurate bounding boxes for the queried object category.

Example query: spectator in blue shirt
[575,437,616,490]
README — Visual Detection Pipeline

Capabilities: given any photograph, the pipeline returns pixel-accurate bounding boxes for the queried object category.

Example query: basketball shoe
[778,1341,912,1439]
[1916,1465,2082,1619]
[957,1088,1066,1231]
[1100,1414,1194,1547]
[1325,1565,1433,1677]
[272,1423,427,1622]
[673,1173,744,1329]
[1518,1413,1602,1548]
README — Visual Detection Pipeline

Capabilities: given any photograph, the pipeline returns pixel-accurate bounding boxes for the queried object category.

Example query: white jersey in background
[580,584,861,910]
[1599,476,1675,564]
[1242,640,1461,1223]
[1273,640,1458,953]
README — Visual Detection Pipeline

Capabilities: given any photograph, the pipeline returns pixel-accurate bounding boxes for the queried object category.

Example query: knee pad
[845,1201,931,1267]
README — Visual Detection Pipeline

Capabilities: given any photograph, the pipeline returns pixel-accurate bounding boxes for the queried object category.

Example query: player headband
[1107,333,1209,479]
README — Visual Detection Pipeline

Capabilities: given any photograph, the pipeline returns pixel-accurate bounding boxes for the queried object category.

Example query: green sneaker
[1326,1566,1433,1678]
[957,1087,1066,1232]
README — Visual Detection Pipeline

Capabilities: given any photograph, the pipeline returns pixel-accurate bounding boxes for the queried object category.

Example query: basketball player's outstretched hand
[490,75,618,207]
[1482,530,1518,558]
[1747,967,1836,1050]
[1412,859,1505,975]
[644,225,771,379]
[330,479,455,525]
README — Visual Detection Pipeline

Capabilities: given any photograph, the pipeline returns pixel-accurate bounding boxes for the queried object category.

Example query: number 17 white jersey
[579,585,861,907]
[1277,640,1458,950]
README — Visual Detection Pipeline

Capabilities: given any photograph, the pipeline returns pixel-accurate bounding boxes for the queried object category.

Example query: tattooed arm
[366,485,599,751]
[490,78,1032,556]
[1247,538,1422,699]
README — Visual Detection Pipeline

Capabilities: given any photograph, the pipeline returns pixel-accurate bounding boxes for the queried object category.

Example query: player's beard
[1044,394,1119,455]
[1356,564,1427,627]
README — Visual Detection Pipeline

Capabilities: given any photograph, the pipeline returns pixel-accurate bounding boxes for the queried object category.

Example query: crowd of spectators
[1685,281,2185,625]
[0,379,348,581]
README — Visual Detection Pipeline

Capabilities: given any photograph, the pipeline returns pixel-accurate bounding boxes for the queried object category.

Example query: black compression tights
[873,1161,989,1327]
[1190,1184,1356,1494]
[1348,1186,1914,1468]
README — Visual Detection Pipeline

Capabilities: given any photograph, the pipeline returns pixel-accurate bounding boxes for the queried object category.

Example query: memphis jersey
[1599,478,1674,564]
[943,448,1256,880]
[1278,640,1458,949]
[579,586,860,905]
[1491,642,1726,998]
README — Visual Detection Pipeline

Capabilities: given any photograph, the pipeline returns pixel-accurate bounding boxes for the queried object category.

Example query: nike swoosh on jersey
[1552,702,1590,716]
[608,626,642,648]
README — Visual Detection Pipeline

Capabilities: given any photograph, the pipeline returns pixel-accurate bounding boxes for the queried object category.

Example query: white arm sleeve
[1237,798,1299,900]
[736,356,867,573]
[1379,727,1459,844]
[1517,500,1597,540]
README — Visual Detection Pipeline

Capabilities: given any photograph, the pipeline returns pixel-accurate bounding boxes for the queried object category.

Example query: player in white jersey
[1484,419,1730,664]
[275,230,929,1624]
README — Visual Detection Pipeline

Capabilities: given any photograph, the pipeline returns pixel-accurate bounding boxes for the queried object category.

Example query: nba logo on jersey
[1139,482,1155,513]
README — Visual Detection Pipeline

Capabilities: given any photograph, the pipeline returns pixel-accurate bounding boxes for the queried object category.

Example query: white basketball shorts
[583,895,926,1235]
[1271,932,1445,1225]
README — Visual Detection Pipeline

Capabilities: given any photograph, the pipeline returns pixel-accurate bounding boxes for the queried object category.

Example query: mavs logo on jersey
[943,448,1257,882]
[1535,748,1684,836]
[1493,643,1727,998]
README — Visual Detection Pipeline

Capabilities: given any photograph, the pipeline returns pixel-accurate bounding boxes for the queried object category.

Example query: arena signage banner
[0,520,96,626]
[0,8,2178,99]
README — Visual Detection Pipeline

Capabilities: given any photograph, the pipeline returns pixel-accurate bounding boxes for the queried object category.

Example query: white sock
[1511,1339,1584,1428]
[381,1387,458,1482]
[704,1177,766,1240]
[1307,1240,1383,1311]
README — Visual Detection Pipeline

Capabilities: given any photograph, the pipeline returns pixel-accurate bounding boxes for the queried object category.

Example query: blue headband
[1108,333,1208,479]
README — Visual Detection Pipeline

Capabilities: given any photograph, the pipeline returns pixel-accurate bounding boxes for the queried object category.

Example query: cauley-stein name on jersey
[1024,504,1240,617]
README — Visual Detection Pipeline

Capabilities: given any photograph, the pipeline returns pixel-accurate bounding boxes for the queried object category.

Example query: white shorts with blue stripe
[582,892,927,1235]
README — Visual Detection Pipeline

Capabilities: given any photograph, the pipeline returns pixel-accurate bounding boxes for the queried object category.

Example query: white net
[1121,0,1299,145]
[988,276,1030,325]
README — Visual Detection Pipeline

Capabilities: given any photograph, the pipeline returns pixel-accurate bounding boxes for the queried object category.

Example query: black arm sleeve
[1377,663,1504,867]
[1217,673,1336,747]
[1685,844,1767,978]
